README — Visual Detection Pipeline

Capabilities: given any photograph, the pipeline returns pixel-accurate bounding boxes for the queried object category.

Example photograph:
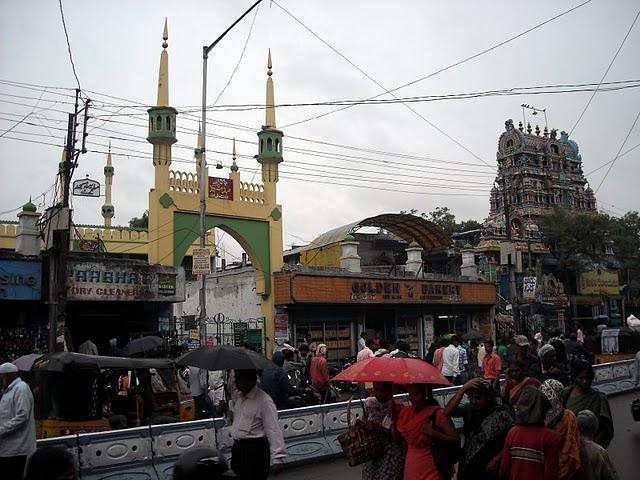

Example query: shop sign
[208,177,233,200]
[67,261,185,302]
[246,329,263,353]
[351,281,462,303]
[72,178,100,197]
[0,260,41,301]
[522,277,537,301]
[192,248,211,275]
[579,269,619,295]
[233,322,248,346]
[275,312,289,340]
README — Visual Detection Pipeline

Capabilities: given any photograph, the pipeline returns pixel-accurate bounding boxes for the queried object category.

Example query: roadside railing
[37,359,637,480]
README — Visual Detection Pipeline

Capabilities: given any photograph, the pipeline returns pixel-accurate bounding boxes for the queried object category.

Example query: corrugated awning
[297,213,451,253]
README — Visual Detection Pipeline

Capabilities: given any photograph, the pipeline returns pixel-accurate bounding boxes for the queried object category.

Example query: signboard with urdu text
[208,177,233,200]
[192,248,211,275]
[579,270,619,295]
[72,178,101,197]
[67,260,185,302]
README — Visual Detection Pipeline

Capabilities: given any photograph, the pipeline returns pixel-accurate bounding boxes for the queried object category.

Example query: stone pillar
[405,241,423,275]
[15,200,41,256]
[461,243,477,277]
[340,234,361,273]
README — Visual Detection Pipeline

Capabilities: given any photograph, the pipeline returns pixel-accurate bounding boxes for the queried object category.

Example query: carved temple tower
[483,119,597,241]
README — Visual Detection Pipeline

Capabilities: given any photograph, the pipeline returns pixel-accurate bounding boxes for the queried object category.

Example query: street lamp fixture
[198,0,264,346]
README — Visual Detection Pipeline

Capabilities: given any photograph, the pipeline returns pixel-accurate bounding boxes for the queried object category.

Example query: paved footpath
[272,390,640,480]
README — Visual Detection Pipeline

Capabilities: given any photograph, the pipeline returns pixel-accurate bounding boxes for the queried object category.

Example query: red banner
[208,177,233,200]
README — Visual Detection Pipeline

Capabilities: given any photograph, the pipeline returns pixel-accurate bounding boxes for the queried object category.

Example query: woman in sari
[396,383,459,480]
[360,382,405,480]
[540,379,581,480]
[445,378,513,480]
[502,359,541,406]
[561,361,613,448]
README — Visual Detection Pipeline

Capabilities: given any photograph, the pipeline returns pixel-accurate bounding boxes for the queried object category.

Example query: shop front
[274,272,496,360]
[0,257,48,358]
[65,258,185,353]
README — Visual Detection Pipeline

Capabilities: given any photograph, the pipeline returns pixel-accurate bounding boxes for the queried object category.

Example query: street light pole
[198,0,263,346]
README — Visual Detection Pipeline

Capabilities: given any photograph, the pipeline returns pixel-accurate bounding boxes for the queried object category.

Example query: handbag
[337,397,386,467]
[429,409,462,471]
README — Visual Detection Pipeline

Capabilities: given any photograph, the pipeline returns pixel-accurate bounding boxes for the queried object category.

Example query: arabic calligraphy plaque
[208,177,233,200]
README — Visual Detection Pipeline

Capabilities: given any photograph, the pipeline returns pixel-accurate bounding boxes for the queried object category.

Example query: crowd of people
[356,329,618,480]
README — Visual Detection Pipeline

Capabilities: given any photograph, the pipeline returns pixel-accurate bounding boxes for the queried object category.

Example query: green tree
[128,210,149,229]
[424,206,457,234]
[538,208,640,302]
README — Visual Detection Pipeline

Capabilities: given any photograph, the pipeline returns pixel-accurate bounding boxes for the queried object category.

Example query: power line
[569,6,640,135]
[276,0,594,130]
[212,4,260,106]
[584,141,640,176]
[81,80,640,113]
[594,107,640,193]
[58,0,82,90]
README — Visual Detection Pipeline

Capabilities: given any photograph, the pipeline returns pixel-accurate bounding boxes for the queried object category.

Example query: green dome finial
[23,197,37,212]
[343,233,356,242]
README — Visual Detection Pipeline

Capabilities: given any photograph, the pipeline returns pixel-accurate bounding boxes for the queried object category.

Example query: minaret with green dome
[16,197,41,256]
[256,49,283,204]
[147,18,177,193]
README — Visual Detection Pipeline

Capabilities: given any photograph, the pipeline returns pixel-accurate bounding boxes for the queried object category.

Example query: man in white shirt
[357,332,367,352]
[0,363,36,480]
[357,339,375,362]
[228,369,286,479]
[441,335,460,383]
[189,366,208,419]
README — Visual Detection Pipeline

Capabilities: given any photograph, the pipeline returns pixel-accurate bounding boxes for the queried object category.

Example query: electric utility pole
[47,89,90,352]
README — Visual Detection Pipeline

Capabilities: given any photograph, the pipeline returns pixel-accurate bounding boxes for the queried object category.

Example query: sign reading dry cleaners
[67,261,185,302]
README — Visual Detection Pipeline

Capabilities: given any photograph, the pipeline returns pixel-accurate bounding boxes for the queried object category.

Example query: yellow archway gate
[147,24,283,355]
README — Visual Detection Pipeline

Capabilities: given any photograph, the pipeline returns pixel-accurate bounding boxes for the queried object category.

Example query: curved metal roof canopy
[304,213,451,252]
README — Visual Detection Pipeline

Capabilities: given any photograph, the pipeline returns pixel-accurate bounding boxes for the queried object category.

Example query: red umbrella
[331,357,451,386]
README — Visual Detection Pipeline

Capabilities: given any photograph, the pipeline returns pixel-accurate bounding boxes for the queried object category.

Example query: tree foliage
[128,210,149,229]
[539,208,640,304]
[400,207,482,244]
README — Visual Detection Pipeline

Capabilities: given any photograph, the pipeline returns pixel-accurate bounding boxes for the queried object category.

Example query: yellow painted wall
[300,243,341,267]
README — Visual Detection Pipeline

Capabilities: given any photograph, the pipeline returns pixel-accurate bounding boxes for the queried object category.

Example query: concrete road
[273,390,640,480]
[607,391,640,480]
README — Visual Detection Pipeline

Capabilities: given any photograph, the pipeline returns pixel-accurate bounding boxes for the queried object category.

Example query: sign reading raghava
[67,261,185,302]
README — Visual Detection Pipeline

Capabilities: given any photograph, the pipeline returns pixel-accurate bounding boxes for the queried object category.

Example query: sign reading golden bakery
[579,269,619,296]
[274,272,495,305]
[351,281,463,302]
[67,260,185,302]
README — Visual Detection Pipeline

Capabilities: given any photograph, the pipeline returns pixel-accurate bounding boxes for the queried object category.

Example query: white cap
[0,362,19,374]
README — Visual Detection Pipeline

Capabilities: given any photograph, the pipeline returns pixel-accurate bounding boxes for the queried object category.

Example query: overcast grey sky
[1,0,638,260]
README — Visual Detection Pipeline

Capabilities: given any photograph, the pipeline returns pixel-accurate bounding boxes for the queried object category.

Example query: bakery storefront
[65,257,185,352]
[274,271,496,360]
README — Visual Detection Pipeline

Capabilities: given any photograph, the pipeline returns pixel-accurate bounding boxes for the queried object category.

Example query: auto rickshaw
[32,352,194,438]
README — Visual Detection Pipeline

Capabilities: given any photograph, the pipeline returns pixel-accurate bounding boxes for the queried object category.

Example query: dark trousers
[0,455,27,480]
[193,393,207,419]
[231,437,270,480]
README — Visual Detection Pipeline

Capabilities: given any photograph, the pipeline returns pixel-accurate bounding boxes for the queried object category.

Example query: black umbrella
[123,336,165,356]
[175,345,277,371]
